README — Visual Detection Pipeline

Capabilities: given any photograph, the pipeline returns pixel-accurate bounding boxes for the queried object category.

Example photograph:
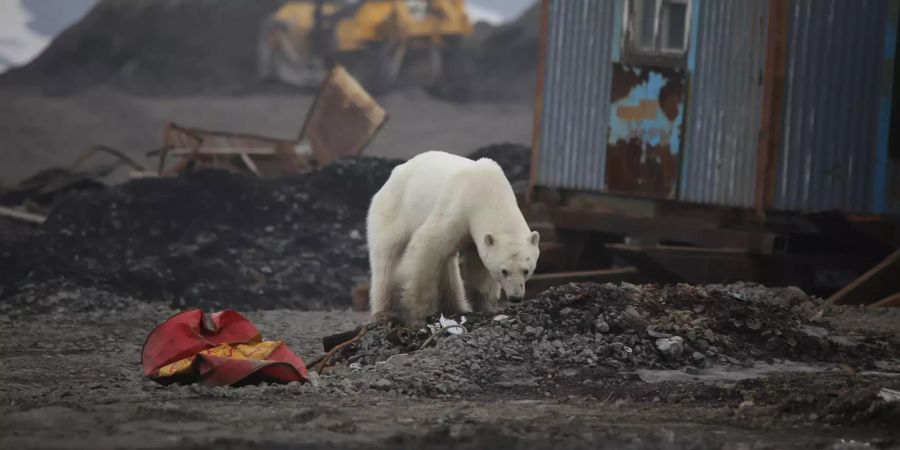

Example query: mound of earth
[3,157,402,310]
[1,0,282,95]
[1,145,532,311]
[470,2,540,101]
[334,283,900,398]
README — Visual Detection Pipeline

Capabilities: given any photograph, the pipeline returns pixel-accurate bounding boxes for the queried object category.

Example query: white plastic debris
[307,370,321,387]
[492,314,510,322]
[427,314,467,335]
[877,388,900,403]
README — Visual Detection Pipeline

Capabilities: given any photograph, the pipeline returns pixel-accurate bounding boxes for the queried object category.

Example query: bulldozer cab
[259,0,475,96]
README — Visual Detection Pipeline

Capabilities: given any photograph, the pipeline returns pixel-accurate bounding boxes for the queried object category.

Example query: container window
[624,0,691,60]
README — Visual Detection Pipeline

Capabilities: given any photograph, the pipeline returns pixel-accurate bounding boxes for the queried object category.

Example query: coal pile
[3,157,403,311]
[1,0,282,95]
[334,283,899,396]
[1,145,530,312]
[470,3,540,102]
[466,143,530,184]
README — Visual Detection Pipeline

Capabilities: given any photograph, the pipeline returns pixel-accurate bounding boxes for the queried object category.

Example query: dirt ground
[2,283,899,450]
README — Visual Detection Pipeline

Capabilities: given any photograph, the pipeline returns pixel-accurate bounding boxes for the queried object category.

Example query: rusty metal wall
[773,0,890,212]
[536,0,617,191]
[606,64,686,199]
[679,0,769,208]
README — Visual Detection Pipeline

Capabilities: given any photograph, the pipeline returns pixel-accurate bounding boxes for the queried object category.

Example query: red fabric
[141,309,308,386]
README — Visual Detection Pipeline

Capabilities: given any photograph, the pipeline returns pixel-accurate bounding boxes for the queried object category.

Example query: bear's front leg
[461,245,501,315]
[440,253,471,315]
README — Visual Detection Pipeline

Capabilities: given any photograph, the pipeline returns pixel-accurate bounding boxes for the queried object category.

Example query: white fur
[366,151,540,326]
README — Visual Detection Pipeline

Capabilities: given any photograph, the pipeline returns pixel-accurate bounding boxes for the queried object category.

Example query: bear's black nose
[509,296,524,304]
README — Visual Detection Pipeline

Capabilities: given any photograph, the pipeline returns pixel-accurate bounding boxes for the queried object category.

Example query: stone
[655,336,684,360]
[593,318,610,333]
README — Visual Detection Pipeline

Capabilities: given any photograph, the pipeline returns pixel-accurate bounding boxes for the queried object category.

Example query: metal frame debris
[154,65,388,178]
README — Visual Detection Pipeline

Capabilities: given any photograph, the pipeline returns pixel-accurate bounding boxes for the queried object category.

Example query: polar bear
[366,150,540,326]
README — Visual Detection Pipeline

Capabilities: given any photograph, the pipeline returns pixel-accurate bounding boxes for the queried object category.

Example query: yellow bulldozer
[258,0,476,96]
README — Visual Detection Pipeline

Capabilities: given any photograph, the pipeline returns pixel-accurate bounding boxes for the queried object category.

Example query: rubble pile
[335,283,899,396]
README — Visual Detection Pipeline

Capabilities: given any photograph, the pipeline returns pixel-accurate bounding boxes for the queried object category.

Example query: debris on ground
[0,145,147,214]
[143,309,308,386]
[156,65,388,179]
[2,282,899,448]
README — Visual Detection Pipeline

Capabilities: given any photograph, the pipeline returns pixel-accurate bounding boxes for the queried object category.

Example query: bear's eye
[501,269,509,277]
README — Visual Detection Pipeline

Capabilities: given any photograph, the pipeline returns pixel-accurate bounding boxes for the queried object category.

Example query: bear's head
[477,230,540,303]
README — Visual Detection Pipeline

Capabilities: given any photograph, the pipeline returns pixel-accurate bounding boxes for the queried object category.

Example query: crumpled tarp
[142,309,308,386]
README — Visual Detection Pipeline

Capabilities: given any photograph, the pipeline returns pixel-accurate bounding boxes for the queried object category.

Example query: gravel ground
[1,282,898,449]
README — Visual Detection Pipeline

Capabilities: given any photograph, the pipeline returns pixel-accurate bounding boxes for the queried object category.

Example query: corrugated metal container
[680,0,769,207]
[537,0,616,191]
[774,0,889,212]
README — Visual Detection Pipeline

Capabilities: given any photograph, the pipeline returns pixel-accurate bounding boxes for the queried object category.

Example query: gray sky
[474,0,535,21]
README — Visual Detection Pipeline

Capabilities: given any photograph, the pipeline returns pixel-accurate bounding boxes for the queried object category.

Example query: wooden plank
[755,0,790,212]
[607,244,766,286]
[168,148,278,156]
[239,153,262,177]
[527,0,550,203]
[870,292,900,308]
[828,249,900,306]
[351,282,369,312]
[0,206,46,225]
[549,207,779,254]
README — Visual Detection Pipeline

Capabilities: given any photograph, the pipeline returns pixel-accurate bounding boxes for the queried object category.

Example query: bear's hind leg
[367,194,410,321]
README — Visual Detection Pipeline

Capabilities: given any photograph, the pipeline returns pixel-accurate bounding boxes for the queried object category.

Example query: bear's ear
[529,230,540,246]
[484,233,495,247]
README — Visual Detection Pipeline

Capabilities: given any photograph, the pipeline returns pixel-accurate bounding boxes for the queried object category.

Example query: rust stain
[616,99,661,121]
[606,138,679,197]
[658,76,684,122]
[609,66,649,103]
[605,63,686,199]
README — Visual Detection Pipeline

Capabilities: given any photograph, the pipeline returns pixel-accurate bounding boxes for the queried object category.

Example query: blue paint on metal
[687,0,701,73]
[884,16,897,58]
[608,69,683,156]
[611,0,623,62]
[681,0,702,197]
[873,98,892,212]
[775,0,890,213]
[872,1,898,213]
